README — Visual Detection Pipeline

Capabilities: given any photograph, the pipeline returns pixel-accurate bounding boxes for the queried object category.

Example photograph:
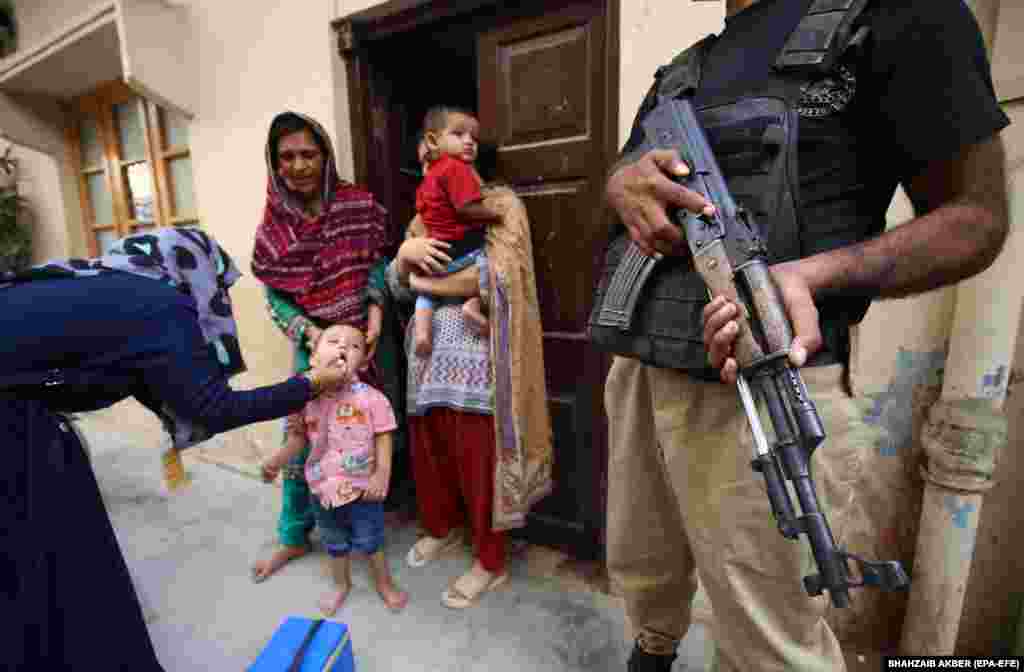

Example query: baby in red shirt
[411,106,499,356]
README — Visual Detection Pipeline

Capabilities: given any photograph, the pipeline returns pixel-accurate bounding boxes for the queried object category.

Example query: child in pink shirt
[263,324,408,614]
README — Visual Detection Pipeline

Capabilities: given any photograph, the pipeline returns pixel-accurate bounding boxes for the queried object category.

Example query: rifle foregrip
[738,261,794,356]
[690,237,765,368]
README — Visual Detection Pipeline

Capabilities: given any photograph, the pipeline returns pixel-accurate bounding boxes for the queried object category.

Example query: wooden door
[478,2,611,557]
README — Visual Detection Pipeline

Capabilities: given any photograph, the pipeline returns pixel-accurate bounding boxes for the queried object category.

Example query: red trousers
[410,407,506,573]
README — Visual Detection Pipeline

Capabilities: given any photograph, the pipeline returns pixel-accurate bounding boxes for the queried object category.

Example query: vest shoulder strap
[774,0,873,76]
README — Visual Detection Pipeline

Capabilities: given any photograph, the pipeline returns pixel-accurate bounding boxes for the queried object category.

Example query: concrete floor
[76,414,712,671]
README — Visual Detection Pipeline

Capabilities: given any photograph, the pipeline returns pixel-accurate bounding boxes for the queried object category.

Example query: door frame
[331,0,620,193]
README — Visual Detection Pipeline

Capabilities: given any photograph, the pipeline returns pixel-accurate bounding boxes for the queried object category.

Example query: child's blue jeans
[312,496,385,557]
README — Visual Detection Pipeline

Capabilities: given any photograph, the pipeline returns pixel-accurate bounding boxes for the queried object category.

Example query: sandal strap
[451,571,495,599]
[415,532,458,558]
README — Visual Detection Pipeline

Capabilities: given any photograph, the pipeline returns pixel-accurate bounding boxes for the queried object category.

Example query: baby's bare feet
[318,584,351,617]
[369,550,408,612]
[413,309,434,357]
[462,297,489,336]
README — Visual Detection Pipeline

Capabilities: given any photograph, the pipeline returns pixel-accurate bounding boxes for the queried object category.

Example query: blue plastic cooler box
[249,617,354,671]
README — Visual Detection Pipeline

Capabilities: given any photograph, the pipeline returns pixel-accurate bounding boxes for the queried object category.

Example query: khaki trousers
[605,357,867,671]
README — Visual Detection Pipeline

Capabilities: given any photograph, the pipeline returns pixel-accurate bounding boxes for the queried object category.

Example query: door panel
[478,2,610,557]
[517,184,591,333]
[498,26,589,145]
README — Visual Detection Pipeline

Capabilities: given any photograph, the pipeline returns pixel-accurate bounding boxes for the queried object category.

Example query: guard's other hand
[701,260,822,385]
[606,148,715,257]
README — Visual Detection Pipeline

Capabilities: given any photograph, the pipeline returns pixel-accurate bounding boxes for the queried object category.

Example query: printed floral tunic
[291,380,397,508]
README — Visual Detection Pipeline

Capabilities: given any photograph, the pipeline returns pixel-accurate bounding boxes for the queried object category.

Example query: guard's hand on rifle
[606,149,716,257]
[702,260,823,384]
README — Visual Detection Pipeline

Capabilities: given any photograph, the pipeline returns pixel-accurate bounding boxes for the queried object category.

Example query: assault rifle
[614,96,910,608]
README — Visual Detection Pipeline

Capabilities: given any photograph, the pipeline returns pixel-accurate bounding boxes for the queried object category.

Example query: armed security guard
[589,0,1010,670]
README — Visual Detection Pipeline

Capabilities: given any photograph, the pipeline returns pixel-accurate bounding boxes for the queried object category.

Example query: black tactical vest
[589,0,873,379]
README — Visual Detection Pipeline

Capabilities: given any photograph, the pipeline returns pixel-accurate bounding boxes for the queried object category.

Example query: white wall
[13,141,69,262]
[180,0,336,266]
[616,0,724,146]
[164,0,340,459]
[10,0,102,49]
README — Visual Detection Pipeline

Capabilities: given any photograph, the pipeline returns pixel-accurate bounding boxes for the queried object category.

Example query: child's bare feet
[370,550,409,612]
[461,297,489,336]
[318,585,351,616]
[414,308,434,357]
[321,554,352,615]
[377,581,409,612]
[251,544,309,584]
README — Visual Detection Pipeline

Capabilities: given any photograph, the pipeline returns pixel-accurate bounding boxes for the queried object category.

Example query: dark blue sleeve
[0,272,313,432]
[133,301,313,435]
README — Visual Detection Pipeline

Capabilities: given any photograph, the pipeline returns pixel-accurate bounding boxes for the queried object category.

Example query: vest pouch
[705,116,777,176]
[698,98,801,264]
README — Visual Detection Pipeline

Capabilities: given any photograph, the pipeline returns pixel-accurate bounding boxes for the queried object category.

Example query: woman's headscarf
[251,111,389,331]
[1,227,245,449]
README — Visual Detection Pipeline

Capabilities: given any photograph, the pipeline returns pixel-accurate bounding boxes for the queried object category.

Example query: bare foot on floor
[319,584,352,617]
[376,581,409,612]
[251,545,309,584]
